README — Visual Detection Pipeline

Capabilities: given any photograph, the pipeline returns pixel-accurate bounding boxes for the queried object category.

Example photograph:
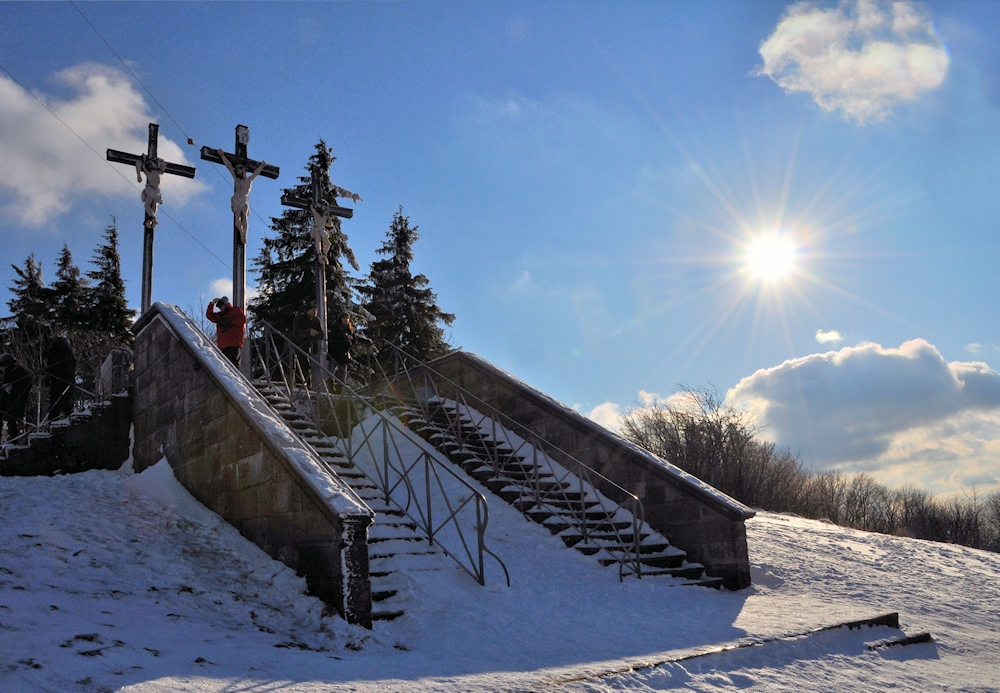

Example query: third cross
[281,165,354,369]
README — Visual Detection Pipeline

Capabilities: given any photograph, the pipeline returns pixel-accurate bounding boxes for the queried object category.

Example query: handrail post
[477,498,486,585]
[382,418,391,506]
[425,452,434,546]
[533,443,541,507]
[633,497,642,578]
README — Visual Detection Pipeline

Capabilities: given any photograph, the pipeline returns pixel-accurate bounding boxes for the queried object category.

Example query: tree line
[620,387,1000,554]
[1,220,135,374]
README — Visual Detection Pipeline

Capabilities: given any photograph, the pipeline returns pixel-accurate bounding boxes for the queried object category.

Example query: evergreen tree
[51,244,90,333]
[359,208,455,362]
[250,140,362,335]
[84,218,136,343]
[1,254,53,370]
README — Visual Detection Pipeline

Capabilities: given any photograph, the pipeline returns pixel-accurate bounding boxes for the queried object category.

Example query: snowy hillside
[1,460,998,692]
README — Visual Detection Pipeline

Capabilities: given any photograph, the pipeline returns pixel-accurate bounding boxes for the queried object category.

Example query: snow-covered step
[250,379,447,619]
[396,399,717,585]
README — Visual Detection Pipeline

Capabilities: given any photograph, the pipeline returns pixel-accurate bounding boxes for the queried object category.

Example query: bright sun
[745,236,797,282]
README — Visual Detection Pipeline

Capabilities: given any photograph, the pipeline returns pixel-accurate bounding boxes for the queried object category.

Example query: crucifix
[281,166,354,369]
[107,123,196,314]
[200,125,279,312]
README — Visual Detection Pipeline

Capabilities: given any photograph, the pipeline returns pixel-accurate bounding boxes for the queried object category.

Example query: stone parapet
[0,393,133,477]
[424,351,755,590]
[132,303,373,626]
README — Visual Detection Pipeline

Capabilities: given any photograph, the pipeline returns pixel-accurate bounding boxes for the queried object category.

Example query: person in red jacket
[206,296,246,368]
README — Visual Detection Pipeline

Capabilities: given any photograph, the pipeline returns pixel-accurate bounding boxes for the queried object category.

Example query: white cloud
[584,401,624,432]
[844,409,1000,496]
[728,339,1000,494]
[756,0,949,123]
[966,343,982,354]
[0,63,202,225]
[815,329,844,344]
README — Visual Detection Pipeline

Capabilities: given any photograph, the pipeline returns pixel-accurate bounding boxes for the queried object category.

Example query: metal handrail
[366,342,650,580]
[1,336,132,448]
[250,322,509,587]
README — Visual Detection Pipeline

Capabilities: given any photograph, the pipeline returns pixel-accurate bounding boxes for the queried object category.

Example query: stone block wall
[424,351,755,590]
[0,393,132,477]
[132,304,374,626]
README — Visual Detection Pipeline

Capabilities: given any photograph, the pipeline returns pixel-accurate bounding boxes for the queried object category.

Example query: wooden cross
[106,123,196,314]
[200,125,279,312]
[281,167,354,368]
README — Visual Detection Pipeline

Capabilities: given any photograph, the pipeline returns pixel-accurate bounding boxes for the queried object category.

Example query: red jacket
[206,302,246,349]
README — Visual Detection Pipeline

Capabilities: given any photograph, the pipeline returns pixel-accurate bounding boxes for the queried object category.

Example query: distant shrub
[621,386,1000,555]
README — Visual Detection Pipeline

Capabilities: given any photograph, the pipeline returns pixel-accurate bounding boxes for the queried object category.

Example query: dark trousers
[222,346,241,368]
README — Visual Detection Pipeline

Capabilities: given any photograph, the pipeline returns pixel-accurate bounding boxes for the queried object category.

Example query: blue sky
[2,1,999,496]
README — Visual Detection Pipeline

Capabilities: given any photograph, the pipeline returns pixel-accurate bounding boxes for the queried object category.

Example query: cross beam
[106,123,196,314]
[280,172,354,218]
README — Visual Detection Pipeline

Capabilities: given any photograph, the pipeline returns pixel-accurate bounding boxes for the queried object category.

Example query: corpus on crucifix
[106,123,196,314]
[281,166,354,367]
[200,125,279,312]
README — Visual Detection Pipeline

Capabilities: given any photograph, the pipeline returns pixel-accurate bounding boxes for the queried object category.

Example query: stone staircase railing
[366,342,713,582]
[251,321,509,588]
[366,344,755,589]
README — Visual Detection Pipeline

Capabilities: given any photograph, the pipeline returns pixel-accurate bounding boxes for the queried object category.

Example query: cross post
[201,125,279,376]
[200,125,279,311]
[281,167,354,374]
[107,123,196,314]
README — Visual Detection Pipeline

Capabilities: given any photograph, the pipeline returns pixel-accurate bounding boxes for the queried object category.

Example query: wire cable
[0,61,231,271]
[70,1,195,147]
[68,2,276,238]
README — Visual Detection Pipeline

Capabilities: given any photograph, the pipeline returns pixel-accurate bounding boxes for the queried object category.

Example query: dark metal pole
[315,254,328,373]
[141,220,154,313]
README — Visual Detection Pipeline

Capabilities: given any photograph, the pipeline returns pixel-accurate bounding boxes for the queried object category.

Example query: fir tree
[84,219,136,343]
[51,244,90,333]
[1,254,53,370]
[250,140,362,335]
[359,208,455,362]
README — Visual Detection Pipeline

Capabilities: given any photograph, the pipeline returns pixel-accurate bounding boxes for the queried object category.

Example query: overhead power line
[70,1,195,147]
[0,61,231,271]
[68,2,278,239]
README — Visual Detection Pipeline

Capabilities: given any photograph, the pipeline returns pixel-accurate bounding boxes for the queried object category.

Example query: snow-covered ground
[2,459,998,692]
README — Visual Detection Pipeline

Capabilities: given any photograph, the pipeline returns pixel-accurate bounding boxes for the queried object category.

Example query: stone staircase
[392,398,723,587]
[251,380,445,621]
[0,393,132,476]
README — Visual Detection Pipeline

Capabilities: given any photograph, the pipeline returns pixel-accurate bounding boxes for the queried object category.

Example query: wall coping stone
[134,303,372,522]
[431,350,755,522]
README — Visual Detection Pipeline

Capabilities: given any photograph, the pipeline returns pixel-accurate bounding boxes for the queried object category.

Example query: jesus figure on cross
[310,202,334,264]
[135,155,168,228]
[215,148,267,244]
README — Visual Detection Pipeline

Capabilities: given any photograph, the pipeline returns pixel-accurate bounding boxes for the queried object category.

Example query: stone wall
[132,303,374,626]
[424,351,755,589]
[0,393,132,477]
